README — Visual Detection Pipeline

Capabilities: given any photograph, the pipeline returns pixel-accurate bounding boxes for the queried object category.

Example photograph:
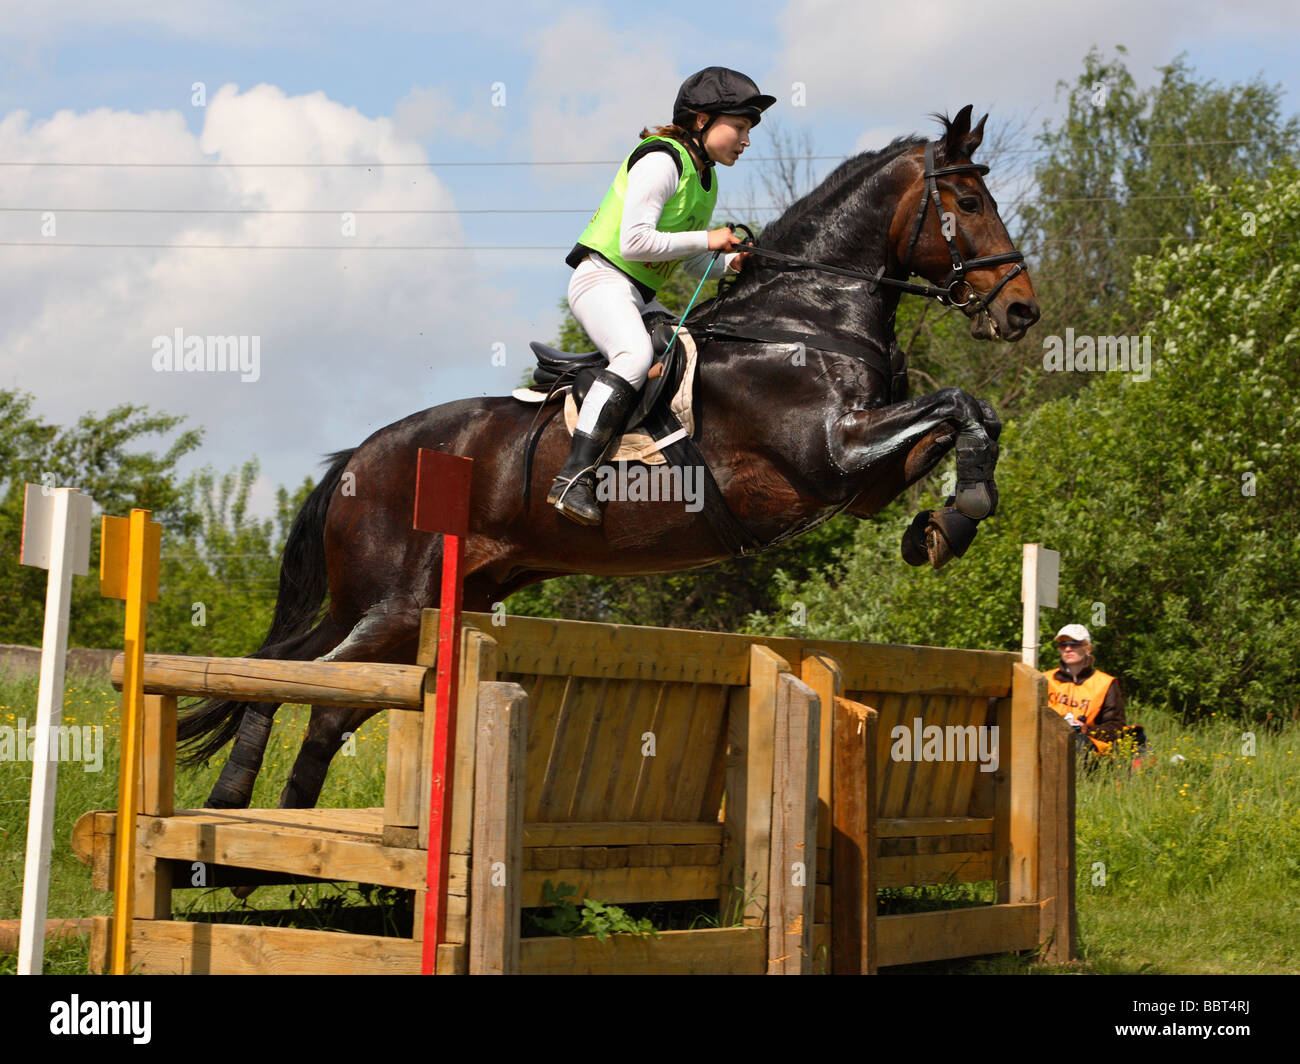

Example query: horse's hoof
[926,507,980,568]
[901,510,932,566]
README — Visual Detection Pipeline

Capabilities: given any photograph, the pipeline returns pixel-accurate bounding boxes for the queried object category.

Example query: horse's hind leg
[278,703,382,809]
[279,596,428,810]
[206,700,282,808]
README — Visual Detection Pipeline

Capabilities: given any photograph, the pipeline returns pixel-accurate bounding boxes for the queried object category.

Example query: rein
[733,141,1026,312]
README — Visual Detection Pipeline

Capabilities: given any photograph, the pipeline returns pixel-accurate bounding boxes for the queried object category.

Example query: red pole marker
[413,448,473,975]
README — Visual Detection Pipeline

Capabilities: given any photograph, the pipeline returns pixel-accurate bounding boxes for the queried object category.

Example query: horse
[180,105,1040,811]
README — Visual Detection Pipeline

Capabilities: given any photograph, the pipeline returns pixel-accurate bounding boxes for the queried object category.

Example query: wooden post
[742,646,786,928]
[1038,700,1076,962]
[100,508,161,975]
[135,694,176,920]
[767,672,819,974]
[1008,664,1045,907]
[469,682,527,975]
[412,448,473,975]
[17,484,92,975]
[831,696,878,975]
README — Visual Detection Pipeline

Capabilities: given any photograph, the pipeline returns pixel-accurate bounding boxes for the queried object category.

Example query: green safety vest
[572,136,718,292]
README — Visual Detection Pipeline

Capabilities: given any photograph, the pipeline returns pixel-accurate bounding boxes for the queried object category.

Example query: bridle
[723,139,1025,313]
[897,141,1025,311]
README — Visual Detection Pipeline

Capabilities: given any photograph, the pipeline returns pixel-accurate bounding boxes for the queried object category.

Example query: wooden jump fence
[74,610,1074,974]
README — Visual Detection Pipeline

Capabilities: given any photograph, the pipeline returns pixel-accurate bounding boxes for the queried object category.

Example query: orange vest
[1043,667,1116,754]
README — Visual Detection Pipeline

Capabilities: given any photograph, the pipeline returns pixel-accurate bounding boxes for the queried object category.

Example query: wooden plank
[522,865,718,907]
[876,903,1039,967]
[794,640,1017,698]
[920,695,962,818]
[111,653,426,710]
[430,611,1017,695]
[666,684,729,822]
[1008,663,1042,904]
[125,814,447,891]
[443,610,757,685]
[1038,700,1076,962]
[383,705,423,840]
[744,645,785,928]
[101,917,422,975]
[800,652,842,854]
[522,822,723,847]
[447,630,497,945]
[992,696,1012,905]
[877,851,994,887]
[134,694,175,921]
[831,696,876,975]
[138,694,175,818]
[881,693,921,818]
[469,682,526,975]
[876,816,994,838]
[521,926,766,975]
[767,672,819,974]
[719,685,749,925]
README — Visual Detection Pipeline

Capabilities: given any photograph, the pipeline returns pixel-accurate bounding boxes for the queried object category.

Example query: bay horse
[181,105,1040,810]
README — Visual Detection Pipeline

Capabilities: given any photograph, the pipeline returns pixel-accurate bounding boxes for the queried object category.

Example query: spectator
[1042,624,1126,756]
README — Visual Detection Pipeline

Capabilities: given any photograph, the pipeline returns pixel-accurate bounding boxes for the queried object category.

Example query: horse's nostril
[1008,301,1040,326]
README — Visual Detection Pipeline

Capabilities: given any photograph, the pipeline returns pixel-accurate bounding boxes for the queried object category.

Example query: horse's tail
[176,448,355,766]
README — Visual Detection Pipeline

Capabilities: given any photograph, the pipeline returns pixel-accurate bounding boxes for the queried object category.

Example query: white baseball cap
[1055,624,1091,644]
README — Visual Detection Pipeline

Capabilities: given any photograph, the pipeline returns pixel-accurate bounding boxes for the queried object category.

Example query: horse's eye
[958,196,981,213]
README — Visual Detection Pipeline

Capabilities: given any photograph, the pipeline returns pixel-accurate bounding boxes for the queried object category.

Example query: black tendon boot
[547,370,640,525]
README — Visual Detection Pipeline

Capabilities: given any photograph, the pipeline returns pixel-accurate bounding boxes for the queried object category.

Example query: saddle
[515,311,696,462]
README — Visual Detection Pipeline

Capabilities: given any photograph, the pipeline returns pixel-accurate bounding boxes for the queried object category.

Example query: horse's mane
[755,134,924,250]
[694,132,929,319]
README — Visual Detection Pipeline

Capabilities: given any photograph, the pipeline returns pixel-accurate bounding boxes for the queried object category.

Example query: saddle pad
[562,326,699,466]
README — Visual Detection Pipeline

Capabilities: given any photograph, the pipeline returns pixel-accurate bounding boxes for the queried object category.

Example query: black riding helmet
[672,67,775,168]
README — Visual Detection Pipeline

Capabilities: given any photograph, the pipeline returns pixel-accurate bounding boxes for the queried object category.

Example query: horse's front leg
[836,387,1000,568]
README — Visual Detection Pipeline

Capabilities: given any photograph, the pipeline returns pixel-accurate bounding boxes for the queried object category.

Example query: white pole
[1021,543,1060,669]
[18,487,91,975]
[1021,543,1040,667]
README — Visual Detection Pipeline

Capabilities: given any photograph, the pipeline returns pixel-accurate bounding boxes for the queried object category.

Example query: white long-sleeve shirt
[618,150,735,280]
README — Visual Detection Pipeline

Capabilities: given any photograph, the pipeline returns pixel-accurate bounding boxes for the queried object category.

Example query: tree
[0,392,203,648]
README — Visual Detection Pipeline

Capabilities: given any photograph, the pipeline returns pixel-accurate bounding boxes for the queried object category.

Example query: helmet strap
[689,113,718,169]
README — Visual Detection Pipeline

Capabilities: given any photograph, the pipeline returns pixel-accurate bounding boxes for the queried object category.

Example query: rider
[547,66,775,525]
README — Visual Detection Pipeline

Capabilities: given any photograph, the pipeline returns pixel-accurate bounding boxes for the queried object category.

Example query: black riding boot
[547,370,639,526]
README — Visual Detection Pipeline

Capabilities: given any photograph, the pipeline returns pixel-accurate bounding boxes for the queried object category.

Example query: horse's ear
[941,105,972,159]
[962,112,988,158]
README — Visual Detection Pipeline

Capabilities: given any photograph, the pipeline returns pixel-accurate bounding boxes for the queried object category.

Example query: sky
[2,0,1298,519]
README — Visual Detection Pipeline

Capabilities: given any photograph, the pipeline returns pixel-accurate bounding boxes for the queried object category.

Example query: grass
[2,669,1296,974]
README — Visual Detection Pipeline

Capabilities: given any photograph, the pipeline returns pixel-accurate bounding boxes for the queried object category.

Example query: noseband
[898,141,1025,311]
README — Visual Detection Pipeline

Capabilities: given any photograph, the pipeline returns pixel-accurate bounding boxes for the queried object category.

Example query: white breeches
[567,254,671,390]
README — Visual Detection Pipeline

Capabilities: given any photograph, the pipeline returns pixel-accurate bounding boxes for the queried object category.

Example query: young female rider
[547,66,775,525]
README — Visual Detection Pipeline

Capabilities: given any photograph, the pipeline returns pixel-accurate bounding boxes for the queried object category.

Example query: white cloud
[523,8,683,180]
[393,85,505,146]
[0,83,535,510]
[775,0,1300,134]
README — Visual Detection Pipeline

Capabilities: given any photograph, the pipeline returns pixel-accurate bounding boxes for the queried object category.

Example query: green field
[2,669,1296,975]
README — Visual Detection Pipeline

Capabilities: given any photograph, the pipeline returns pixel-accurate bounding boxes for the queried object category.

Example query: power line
[0,232,1200,252]
[0,192,1206,217]
[0,241,568,250]
[0,139,1281,169]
